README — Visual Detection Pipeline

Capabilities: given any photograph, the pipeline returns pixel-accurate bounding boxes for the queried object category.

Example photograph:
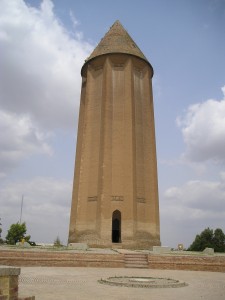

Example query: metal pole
[20,195,24,224]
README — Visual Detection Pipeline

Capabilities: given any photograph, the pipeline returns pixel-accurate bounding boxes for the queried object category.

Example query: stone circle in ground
[99,276,188,288]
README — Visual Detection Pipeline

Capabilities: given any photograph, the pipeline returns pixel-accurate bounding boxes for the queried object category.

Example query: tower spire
[83,20,151,71]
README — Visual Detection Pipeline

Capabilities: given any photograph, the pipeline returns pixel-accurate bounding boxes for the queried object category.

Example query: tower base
[68,230,161,250]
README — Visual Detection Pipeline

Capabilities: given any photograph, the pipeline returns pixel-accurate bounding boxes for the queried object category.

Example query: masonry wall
[148,254,225,272]
[68,53,160,249]
[0,266,35,300]
[1,250,225,272]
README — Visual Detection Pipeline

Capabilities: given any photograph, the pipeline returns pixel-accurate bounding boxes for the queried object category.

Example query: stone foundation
[72,237,161,250]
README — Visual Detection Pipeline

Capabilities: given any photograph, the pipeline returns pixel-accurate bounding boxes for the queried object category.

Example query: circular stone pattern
[99,276,188,288]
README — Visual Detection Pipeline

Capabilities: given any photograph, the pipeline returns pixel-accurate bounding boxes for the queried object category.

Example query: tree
[213,228,225,252]
[5,222,30,245]
[54,236,62,247]
[188,227,225,252]
[0,218,3,244]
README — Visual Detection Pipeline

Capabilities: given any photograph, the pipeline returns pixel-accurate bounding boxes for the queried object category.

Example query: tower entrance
[112,210,121,243]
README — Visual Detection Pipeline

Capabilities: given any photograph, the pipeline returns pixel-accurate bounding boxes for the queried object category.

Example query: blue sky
[0,0,225,248]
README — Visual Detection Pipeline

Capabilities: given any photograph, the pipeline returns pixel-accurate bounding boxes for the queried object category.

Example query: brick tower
[68,21,160,249]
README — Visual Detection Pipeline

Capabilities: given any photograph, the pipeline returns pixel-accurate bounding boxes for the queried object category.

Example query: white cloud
[165,178,225,215]
[161,174,225,247]
[177,86,225,163]
[0,0,94,176]
[0,177,72,244]
[0,0,93,130]
[0,109,52,176]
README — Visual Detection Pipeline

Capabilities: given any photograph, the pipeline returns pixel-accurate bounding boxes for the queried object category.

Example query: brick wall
[148,254,225,272]
[0,251,124,268]
[0,250,225,272]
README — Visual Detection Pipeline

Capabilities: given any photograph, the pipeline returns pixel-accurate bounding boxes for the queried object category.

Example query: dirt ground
[19,266,225,300]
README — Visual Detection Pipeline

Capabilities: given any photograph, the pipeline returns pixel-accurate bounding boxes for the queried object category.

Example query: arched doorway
[112,210,121,243]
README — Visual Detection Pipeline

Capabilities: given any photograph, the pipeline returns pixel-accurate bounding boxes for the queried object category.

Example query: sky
[0,0,225,248]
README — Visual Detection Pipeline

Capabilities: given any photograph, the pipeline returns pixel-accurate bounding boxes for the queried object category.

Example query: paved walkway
[19,267,225,300]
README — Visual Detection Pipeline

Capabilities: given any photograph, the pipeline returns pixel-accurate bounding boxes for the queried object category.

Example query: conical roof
[83,20,150,68]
